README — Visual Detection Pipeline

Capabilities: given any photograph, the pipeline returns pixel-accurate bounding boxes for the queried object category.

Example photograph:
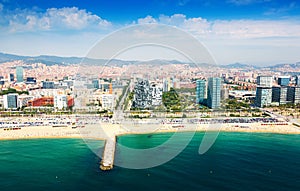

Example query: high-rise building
[9,73,14,82]
[295,76,300,86]
[3,93,19,109]
[278,76,290,86]
[163,78,169,92]
[16,66,24,83]
[132,79,152,109]
[255,87,272,107]
[150,83,163,106]
[196,79,206,104]
[257,76,273,87]
[207,77,221,109]
[287,86,300,104]
[54,95,67,110]
[272,86,288,105]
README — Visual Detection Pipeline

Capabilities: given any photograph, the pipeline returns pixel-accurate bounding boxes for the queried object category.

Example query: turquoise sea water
[0,133,300,191]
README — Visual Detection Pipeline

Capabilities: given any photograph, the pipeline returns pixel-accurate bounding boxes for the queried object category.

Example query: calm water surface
[0,133,299,191]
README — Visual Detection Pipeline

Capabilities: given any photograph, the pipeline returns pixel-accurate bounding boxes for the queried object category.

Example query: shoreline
[1,123,300,141]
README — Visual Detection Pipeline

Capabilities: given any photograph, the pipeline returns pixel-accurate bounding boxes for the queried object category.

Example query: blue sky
[0,0,300,65]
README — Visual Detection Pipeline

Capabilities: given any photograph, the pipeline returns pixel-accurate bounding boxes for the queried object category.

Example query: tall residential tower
[207,77,221,109]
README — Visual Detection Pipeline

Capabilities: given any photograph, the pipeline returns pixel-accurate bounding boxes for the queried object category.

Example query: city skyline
[0,0,300,66]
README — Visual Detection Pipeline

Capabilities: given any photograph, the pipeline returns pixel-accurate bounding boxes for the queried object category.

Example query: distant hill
[0,52,82,65]
[0,52,299,69]
[267,62,300,69]
[222,62,258,69]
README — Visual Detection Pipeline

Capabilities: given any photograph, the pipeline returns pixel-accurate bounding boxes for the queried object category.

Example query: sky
[0,0,300,66]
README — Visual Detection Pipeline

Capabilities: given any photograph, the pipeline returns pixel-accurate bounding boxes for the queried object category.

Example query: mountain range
[0,52,298,70]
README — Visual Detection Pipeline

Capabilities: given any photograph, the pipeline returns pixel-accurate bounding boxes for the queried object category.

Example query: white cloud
[135,14,300,65]
[137,15,157,24]
[137,14,300,39]
[2,7,112,32]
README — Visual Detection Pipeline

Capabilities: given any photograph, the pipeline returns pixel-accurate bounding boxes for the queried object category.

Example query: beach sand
[1,120,300,141]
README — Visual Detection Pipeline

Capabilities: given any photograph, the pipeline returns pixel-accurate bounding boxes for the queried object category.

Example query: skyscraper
[9,73,14,82]
[207,77,221,109]
[255,87,272,107]
[132,79,152,109]
[272,86,288,105]
[257,76,273,87]
[196,79,206,104]
[295,76,300,86]
[287,86,300,104]
[16,66,24,83]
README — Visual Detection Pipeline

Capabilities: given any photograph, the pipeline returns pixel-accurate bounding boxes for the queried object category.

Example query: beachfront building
[257,76,273,87]
[278,76,290,86]
[16,66,24,83]
[207,77,221,109]
[132,79,163,109]
[3,93,19,109]
[287,86,300,104]
[272,86,288,105]
[150,82,163,106]
[255,87,272,107]
[54,95,67,110]
[196,79,206,105]
[132,79,152,109]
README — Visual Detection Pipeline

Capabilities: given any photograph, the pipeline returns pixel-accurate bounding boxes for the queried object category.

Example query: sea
[0,132,299,191]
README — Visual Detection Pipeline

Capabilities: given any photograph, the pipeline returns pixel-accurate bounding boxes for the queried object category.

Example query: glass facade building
[16,66,24,83]
[278,76,290,86]
[207,77,221,109]
[255,87,272,107]
[196,79,206,105]
[3,94,19,109]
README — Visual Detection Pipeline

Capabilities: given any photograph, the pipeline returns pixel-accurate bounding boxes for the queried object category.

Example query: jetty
[100,124,117,170]
[100,135,116,171]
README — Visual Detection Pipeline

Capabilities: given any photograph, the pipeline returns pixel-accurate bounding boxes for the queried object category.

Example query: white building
[54,95,67,110]
[101,94,114,110]
[150,83,163,106]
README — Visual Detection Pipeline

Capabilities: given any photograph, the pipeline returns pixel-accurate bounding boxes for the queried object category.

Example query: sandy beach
[1,118,300,141]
